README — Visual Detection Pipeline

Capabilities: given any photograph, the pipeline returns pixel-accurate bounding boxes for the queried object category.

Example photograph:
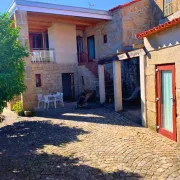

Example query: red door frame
[156,64,177,141]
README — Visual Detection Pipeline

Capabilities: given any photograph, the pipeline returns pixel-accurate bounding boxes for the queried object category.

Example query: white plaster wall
[48,23,78,64]
[145,24,180,51]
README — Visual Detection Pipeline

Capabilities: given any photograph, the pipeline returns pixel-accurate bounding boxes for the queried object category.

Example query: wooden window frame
[29,32,49,50]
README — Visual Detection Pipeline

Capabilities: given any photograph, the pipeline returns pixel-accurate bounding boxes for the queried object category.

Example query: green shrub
[12,101,24,115]
[0,13,28,113]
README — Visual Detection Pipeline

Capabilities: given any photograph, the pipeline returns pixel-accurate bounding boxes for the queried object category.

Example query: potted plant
[12,101,24,116]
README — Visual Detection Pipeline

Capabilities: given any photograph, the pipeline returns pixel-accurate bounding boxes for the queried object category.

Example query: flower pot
[24,111,33,117]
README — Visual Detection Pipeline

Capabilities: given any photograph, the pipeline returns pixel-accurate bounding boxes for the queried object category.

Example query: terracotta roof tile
[136,17,180,39]
[109,0,141,11]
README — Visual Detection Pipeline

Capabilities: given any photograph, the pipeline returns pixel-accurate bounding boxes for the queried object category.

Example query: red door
[156,64,177,141]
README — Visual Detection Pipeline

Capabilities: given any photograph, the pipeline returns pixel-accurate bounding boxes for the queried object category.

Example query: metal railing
[30,49,55,62]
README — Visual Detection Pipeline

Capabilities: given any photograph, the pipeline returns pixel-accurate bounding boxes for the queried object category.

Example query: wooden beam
[76,25,86,31]
[27,13,96,26]
[28,28,46,33]
[28,24,48,30]
[28,20,52,27]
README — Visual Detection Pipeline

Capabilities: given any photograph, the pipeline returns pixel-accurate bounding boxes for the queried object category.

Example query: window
[82,76,85,85]
[29,32,49,50]
[35,74,41,87]
[103,34,107,44]
[164,0,173,17]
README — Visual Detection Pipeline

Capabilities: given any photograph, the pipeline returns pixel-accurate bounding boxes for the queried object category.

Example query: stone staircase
[78,65,99,93]
[78,51,111,97]
[78,52,110,80]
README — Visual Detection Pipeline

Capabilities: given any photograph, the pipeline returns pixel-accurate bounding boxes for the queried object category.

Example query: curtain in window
[161,71,173,132]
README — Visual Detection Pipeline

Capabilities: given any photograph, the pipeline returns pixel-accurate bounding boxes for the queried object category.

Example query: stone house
[8,0,112,110]
[7,0,156,111]
[98,0,180,143]
[135,0,180,142]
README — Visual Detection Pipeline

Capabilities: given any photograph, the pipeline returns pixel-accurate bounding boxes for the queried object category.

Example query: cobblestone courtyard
[1,103,180,180]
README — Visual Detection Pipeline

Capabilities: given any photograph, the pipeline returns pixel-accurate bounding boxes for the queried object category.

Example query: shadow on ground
[34,103,141,127]
[0,120,142,179]
[0,115,5,123]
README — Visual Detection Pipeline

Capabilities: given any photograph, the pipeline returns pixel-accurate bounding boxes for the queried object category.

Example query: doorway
[156,64,177,141]
[62,73,75,101]
[87,35,95,61]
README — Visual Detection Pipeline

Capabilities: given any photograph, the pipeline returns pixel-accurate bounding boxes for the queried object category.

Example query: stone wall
[84,9,122,60]
[78,66,98,94]
[144,24,180,143]
[122,0,157,47]
[83,0,157,60]
[82,0,157,99]
[31,63,79,106]
[14,11,35,111]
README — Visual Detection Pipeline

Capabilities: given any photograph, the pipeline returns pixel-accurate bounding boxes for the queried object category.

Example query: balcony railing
[30,49,55,63]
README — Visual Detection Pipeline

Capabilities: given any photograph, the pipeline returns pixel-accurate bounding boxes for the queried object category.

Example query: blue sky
[0,0,131,13]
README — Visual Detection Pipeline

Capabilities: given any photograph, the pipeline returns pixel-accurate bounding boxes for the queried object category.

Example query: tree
[0,13,29,113]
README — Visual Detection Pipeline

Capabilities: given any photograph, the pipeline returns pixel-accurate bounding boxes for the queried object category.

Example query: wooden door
[156,64,177,141]
[62,73,75,101]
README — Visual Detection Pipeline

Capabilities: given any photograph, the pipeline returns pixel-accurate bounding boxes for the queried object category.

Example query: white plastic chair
[32,51,42,62]
[37,94,44,108]
[44,95,56,109]
[56,92,64,107]
[40,50,50,62]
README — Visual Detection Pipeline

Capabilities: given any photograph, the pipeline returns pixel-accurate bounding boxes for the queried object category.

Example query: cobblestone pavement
[1,103,180,180]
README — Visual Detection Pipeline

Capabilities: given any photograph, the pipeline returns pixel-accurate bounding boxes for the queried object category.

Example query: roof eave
[8,0,113,20]
[8,1,17,18]
[136,17,180,39]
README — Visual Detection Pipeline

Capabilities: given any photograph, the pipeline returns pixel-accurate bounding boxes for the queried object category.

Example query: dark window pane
[36,34,43,49]
[82,76,85,85]
[35,74,41,87]
[29,33,43,49]
[104,34,107,44]
[45,33,49,49]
